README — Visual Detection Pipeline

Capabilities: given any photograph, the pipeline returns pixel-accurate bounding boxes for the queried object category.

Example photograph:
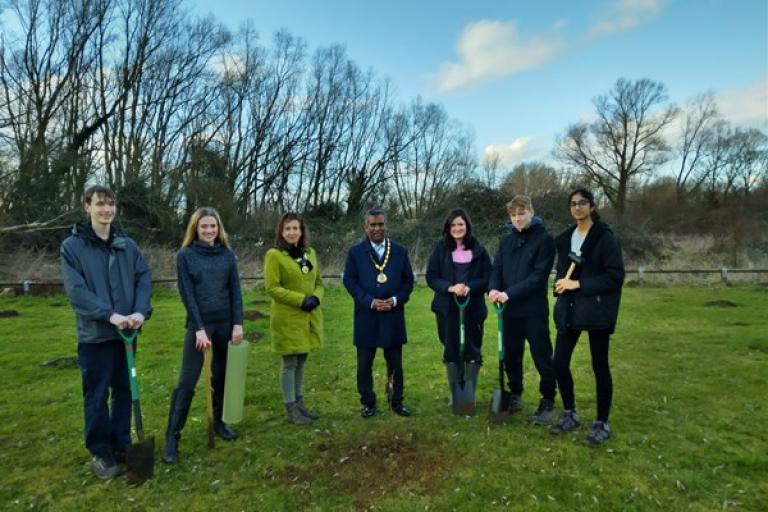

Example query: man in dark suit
[343,208,415,418]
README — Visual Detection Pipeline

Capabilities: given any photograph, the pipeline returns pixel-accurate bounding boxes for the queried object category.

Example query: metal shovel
[117,328,155,485]
[450,295,476,416]
[489,303,512,421]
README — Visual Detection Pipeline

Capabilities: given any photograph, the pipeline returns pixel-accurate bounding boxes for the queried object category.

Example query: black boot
[212,378,238,440]
[163,388,194,464]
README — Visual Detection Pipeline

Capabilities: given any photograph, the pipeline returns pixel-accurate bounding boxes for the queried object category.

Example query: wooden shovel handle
[203,349,215,449]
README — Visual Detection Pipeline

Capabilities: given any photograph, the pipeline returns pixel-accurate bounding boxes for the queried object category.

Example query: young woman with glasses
[549,188,625,446]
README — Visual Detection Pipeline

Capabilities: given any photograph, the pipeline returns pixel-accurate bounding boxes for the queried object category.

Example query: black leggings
[175,322,231,421]
[553,329,612,422]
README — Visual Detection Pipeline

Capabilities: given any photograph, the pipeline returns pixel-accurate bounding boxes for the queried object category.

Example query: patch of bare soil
[704,299,738,307]
[244,310,266,320]
[246,331,263,342]
[280,431,448,510]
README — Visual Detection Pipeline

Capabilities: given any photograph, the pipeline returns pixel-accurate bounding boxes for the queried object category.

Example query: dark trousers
[78,339,132,458]
[175,322,231,422]
[435,307,484,363]
[502,314,556,401]
[356,345,403,407]
[553,329,612,422]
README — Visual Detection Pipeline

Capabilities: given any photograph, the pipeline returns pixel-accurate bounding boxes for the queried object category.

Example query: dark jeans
[175,322,231,421]
[553,329,612,422]
[502,314,556,401]
[356,345,403,407]
[435,306,484,363]
[78,339,132,458]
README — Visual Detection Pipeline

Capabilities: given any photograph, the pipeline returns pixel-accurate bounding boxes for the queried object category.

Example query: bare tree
[500,161,565,198]
[716,128,768,197]
[673,93,718,203]
[99,5,230,216]
[332,72,400,215]
[215,27,308,216]
[556,78,678,218]
[0,0,111,221]
[391,98,475,218]
[481,150,504,189]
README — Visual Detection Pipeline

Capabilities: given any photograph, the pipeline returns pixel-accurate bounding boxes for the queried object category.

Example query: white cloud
[715,75,768,129]
[587,0,663,38]
[484,136,536,166]
[211,52,248,79]
[436,20,561,92]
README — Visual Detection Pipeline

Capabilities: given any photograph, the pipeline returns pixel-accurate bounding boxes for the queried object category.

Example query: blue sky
[194,0,767,167]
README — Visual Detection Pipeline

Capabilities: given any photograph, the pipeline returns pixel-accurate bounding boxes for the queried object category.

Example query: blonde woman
[264,212,324,424]
[163,207,244,464]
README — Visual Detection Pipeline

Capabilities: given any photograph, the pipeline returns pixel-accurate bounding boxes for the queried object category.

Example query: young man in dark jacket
[61,185,152,479]
[488,195,557,424]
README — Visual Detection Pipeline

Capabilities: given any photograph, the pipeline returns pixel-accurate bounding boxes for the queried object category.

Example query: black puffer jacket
[425,238,491,318]
[488,217,555,318]
[553,221,625,333]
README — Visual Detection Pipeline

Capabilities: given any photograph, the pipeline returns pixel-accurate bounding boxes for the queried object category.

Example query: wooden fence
[2,267,767,296]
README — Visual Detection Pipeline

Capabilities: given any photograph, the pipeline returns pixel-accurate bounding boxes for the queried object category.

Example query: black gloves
[301,295,320,312]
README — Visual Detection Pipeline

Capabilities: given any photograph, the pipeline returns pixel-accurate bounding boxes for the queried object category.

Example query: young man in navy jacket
[488,195,557,424]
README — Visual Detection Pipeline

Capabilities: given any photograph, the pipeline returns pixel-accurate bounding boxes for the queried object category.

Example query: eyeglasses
[569,199,590,208]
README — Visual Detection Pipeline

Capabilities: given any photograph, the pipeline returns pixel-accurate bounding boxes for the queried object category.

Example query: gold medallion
[301,265,310,274]
[369,239,391,284]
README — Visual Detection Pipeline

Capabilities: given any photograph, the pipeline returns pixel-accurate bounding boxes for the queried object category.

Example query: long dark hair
[568,188,601,222]
[274,212,310,250]
[441,208,475,250]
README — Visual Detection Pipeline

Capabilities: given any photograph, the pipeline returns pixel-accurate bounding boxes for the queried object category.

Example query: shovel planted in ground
[489,302,512,421]
[449,295,477,416]
[203,348,215,449]
[385,370,395,411]
[117,328,155,485]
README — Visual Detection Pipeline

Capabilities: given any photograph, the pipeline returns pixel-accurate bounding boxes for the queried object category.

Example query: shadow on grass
[279,431,449,509]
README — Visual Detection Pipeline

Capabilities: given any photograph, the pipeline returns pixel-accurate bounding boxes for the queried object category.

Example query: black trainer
[549,409,581,435]
[528,398,556,425]
[508,394,523,413]
[584,421,612,446]
[91,454,120,480]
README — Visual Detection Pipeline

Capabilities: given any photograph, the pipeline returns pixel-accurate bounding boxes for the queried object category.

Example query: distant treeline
[0,1,765,264]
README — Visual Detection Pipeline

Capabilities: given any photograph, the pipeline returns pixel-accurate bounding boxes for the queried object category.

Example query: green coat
[264,247,324,355]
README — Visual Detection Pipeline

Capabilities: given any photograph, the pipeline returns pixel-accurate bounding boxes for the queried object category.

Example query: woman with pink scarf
[426,208,491,399]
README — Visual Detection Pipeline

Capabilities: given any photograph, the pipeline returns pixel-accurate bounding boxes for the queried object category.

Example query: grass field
[0,283,766,511]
